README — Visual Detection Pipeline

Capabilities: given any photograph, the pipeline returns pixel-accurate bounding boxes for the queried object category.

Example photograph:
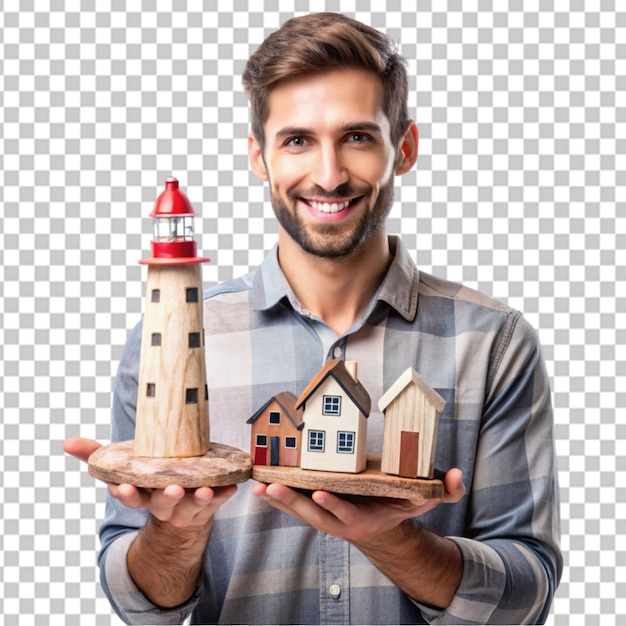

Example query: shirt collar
[375,235,419,322]
[251,235,419,322]
[250,243,290,311]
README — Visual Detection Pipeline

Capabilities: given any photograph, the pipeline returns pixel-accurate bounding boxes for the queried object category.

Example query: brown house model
[378,367,446,479]
[247,392,304,467]
[297,360,371,474]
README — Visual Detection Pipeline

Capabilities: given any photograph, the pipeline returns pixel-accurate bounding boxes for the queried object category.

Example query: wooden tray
[88,440,252,489]
[252,455,443,500]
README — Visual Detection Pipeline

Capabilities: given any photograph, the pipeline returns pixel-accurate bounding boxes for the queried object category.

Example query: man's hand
[63,437,238,527]
[252,469,465,609]
[63,436,238,608]
[251,468,464,542]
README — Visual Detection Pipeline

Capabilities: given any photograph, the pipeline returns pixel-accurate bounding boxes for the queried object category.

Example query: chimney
[344,360,358,383]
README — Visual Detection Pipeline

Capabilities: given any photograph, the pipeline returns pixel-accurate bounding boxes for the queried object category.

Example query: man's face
[250,69,405,259]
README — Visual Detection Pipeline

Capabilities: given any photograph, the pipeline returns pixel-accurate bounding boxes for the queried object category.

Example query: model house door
[399,431,419,478]
[254,445,267,465]
[254,434,268,465]
[270,436,280,466]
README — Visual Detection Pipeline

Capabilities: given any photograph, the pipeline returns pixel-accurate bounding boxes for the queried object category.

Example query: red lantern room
[139,177,210,265]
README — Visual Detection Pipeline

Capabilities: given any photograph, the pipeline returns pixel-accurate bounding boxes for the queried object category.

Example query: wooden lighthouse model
[134,177,210,458]
[87,178,252,489]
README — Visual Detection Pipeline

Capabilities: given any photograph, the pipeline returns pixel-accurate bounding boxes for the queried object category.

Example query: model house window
[151,289,160,303]
[337,431,355,454]
[323,395,341,415]
[269,411,281,425]
[188,332,201,348]
[186,287,199,302]
[186,388,198,404]
[256,435,268,447]
[146,383,156,397]
[205,384,208,401]
[308,430,325,452]
[285,437,297,449]
[151,333,162,346]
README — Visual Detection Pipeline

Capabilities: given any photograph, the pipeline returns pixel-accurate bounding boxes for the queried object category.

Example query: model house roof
[295,360,371,417]
[378,367,446,413]
[247,391,304,430]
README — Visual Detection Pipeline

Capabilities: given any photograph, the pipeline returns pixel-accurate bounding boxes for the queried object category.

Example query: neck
[277,228,392,336]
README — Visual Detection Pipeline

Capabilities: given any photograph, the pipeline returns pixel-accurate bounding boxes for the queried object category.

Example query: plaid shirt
[99,236,562,625]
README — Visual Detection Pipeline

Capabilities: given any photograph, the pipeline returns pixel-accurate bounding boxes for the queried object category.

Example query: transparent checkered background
[1,1,624,624]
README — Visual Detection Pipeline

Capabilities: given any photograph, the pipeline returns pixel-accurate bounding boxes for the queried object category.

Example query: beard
[270,179,395,259]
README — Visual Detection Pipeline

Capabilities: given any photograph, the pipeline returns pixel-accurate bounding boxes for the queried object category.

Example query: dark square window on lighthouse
[186,287,199,303]
[151,333,162,347]
[146,383,156,397]
[188,332,201,348]
[186,388,199,404]
[151,289,160,303]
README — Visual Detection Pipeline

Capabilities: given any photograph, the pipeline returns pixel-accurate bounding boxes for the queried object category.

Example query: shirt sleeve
[417,313,562,624]
[97,321,201,625]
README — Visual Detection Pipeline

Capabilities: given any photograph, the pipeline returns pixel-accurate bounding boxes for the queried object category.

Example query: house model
[297,360,371,473]
[247,392,304,467]
[377,367,446,479]
[247,361,446,491]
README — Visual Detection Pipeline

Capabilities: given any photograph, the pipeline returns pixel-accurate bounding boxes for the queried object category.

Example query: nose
[311,143,349,191]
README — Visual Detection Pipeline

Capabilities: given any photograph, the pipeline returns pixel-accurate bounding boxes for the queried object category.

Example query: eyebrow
[275,122,384,138]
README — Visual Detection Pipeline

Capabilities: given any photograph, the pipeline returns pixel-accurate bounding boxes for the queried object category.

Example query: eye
[347,133,370,143]
[286,136,308,147]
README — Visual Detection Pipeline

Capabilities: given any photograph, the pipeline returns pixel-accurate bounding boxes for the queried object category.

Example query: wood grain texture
[135,264,209,457]
[381,387,439,478]
[380,367,443,479]
[252,455,444,500]
[88,440,252,489]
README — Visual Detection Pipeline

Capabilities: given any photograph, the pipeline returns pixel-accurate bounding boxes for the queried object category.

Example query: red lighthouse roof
[139,177,210,265]
[150,177,197,217]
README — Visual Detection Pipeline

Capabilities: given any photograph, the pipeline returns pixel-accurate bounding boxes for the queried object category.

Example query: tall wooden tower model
[135,177,210,458]
[88,178,252,488]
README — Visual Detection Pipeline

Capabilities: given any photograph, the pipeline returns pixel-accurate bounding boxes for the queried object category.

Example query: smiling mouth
[304,197,362,214]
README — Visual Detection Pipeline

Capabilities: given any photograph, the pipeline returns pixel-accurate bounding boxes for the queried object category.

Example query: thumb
[443,468,465,503]
[63,437,102,464]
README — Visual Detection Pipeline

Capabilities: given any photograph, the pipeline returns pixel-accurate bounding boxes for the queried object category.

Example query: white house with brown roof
[297,360,371,473]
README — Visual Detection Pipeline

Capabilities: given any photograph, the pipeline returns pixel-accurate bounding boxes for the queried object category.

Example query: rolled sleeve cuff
[413,537,506,625]
[102,531,200,625]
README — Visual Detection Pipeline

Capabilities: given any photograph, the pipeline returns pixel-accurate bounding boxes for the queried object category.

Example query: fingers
[253,471,466,542]
[253,482,322,526]
[153,484,238,528]
[443,468,465,503]
[257,483,359,536]
[62,437,102,464]
[109,483,151,509]
[107,482,239,529]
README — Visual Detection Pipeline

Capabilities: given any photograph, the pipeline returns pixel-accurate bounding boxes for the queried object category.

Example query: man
[65,12,562,624]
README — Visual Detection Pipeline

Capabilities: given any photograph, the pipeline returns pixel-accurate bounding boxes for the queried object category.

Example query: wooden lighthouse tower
[87,178,252,488]
[134,177,210,457]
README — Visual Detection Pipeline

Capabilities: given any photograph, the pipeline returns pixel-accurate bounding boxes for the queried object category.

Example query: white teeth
[309,200,351,213]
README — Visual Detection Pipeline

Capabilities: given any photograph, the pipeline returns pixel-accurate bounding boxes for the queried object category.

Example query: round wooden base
[88,440,253,489]
[252,455,444,500]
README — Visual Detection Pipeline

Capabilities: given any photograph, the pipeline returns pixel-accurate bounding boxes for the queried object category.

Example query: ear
[248,133,269,182]
[394,121,418,175]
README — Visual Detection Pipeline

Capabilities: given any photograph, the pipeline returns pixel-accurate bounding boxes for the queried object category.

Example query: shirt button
[332,345,342,358]
[329,584,341,599]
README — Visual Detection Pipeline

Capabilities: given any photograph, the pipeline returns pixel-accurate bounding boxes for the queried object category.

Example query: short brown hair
[242,12,409,150]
